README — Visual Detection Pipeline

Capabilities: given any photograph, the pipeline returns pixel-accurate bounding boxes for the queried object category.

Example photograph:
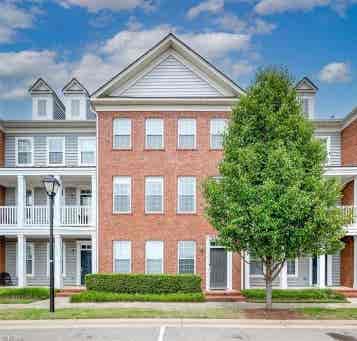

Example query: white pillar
[54,235,63,289]
[54,176,62,227]
[91,174,96,227]
[354,236,357,289]
[327,255,333,287]
[91,232,97,274]
[280,261,288,289]
[17,234,26,287]
[17,175,25,227]
[244,252,250,289]
[317,255,326,288]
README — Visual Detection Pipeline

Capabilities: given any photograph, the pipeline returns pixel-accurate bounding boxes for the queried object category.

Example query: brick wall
[341,236,354,287]
[342,181,354,206]
[98,111,241,291]
[342,119,357,166]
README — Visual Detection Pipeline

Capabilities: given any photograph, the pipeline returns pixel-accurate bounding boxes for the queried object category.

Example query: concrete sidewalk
[1,297,357,310]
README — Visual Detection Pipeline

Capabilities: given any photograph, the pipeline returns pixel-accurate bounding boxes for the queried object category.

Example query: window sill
[112,148,133,151]
[112,212,133,216]
[176,212,197,215]
[209,148,223,151]
[176,148,197,151]
[144,148,165,152]
[145,212,164,215]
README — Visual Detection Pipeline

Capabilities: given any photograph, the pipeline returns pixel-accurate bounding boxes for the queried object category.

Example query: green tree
[203,68,345,310]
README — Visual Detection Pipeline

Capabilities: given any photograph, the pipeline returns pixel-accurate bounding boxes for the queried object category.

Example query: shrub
[0,287,49,299]
[85,273,202,294]
[70,291,205,303]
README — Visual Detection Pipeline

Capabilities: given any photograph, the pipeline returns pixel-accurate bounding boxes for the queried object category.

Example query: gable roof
[91,33,245,99]
[62,78,89,96]
[295,77,319,93]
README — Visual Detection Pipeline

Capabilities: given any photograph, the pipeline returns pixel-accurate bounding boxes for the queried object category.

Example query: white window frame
[113,176,132,214]
[38,99,48,117]
[177,176,197,214]
[15,137,33,166]
[287,258,298,277]
[145,176,164,214]
[26,242,35,277]
[177,118,197,149]
[177,240,196,274]
[210,118,228,150]
[113,118,132,149]
[145,118,164,149]
[316,135,331,165]
[47,136,65,166]
[145,240,164,274]
[78,136,96,166]
[71,98,81,119]
[113,240,132,273]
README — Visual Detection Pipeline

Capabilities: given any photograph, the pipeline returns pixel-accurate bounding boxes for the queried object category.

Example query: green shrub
[70,291,205,303]
[241,289,346,302]
[85,273,202,294]
[0,287,49,299]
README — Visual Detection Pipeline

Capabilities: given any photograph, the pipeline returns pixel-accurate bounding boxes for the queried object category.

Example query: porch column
[91,232,97,274]
[354,236,357,288]
[17,234,26,287]
[54,234,63,289]
[317,255,326,288]
[54,176,62,227]
[327,255,333,287]
[280,261,288,289]
[91,174,96,227]
[244,252,250,289]
[17,175,25,227]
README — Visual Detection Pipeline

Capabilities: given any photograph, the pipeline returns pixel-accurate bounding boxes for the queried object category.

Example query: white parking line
[158,325,166,341]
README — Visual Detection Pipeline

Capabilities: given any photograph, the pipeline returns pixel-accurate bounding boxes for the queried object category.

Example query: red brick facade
[342,119,357,166]
[98,111,241,290]
[341,236,354,287]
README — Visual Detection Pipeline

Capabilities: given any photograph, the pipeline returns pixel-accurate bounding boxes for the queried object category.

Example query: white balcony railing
[25,206,49,225]
[0,206,17,225]
[61,206,90,226]
[340,205,356,225]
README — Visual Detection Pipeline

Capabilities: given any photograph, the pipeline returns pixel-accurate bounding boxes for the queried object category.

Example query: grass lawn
[241,289,347,303]
[70,291,205,303]
[0,288,49,304]
[299,308,357,320]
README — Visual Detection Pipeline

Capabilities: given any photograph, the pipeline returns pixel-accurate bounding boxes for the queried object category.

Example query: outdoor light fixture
[42,175,60,313]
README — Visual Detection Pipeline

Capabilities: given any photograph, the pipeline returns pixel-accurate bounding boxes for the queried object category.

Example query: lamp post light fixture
[42,175,60,313]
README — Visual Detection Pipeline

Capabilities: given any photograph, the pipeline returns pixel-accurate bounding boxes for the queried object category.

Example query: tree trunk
[265,276,273,310]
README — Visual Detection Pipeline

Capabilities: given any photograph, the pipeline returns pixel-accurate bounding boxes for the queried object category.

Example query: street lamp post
[42,175,60,313]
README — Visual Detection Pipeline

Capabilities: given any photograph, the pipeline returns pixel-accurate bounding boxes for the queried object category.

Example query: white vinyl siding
[47,137,65,166]
[145,177,163,213]
[113,176,131,214]
[113,118,131,149]
[26,242,34,276]
[113,241,131,273]
[316,135,331,165]
[210,119,227,149]
[178,119,196,149]
[145,118,164,149]
[145,241,164,274]
[177,177,196,213]
[178,241,195,274]
[78,137,96,166]
[16,137,33,166]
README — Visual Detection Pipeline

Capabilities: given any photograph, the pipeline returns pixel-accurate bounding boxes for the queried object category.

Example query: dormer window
[71,99,80,119]
[38,99,47,117]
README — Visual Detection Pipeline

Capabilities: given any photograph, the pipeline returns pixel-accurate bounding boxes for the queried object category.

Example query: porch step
[56,288,85,297]
[205,290,245,302]
[336,289,357,298]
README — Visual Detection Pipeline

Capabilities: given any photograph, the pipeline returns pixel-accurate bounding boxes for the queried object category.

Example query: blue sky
[0,0,356,120]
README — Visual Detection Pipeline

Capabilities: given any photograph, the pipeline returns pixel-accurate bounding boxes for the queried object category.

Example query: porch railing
[25,206,49,225]
[340,205,357,225]
[61,206,90,226]
[0,206,17,225]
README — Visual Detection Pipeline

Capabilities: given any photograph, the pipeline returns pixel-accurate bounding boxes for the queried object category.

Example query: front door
[312,256,318,285]
[80,243,92,285]
[210,248,227,290]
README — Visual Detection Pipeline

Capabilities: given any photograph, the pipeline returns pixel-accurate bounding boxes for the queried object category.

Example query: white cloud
[0,2,36,43]
[57,0,155,12]
[187,0,224,19]
[319,62,351,83]
[254,0,329,15]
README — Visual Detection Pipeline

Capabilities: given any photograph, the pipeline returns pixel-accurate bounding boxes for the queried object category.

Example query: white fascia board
[0,167,96,176]
[324,167,357,177]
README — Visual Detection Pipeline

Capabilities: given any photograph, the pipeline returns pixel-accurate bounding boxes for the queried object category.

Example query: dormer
[62,78,90,120]
[29,78,65,120]
[295,77,318,119]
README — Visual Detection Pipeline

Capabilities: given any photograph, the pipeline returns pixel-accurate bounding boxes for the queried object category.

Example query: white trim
[112,240,132,273]
[287,258,299,278]
[25,241,35,277]
[244,252,250,289]
[145,118,164,150]
[145,176,164,214]
[94,104,234,112]
[15,137,34,167]
[113,176,132,214]
[177,176,196,214]
[354,236,357,289]
[145,240,164,274]
[177,240,196,274]
[46,136,65,166]
[309,257,313,287]
[78,136,96,166]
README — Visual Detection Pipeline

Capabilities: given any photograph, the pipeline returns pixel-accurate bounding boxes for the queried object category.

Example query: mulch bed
[243,309,305,319]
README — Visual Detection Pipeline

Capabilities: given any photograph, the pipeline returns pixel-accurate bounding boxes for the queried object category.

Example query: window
[316,136,331,165]
[146,119,164,149]
[178,241,195,274]
[210,119,227,149]
[26,242,34,276]
[113,176,131,213]
[38,99,47,117]
[287,259,298,277]
[16,137,33,166]
[71,99,80,118]
[146,241,163,274]
[178,119,196,149]
[113,241,131,273]
[113,118,131,149]
[47,137,64,165]
[145,177,163,213]
[250,254,263,276]
[78,137,96,165]
[177,177,196,213]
